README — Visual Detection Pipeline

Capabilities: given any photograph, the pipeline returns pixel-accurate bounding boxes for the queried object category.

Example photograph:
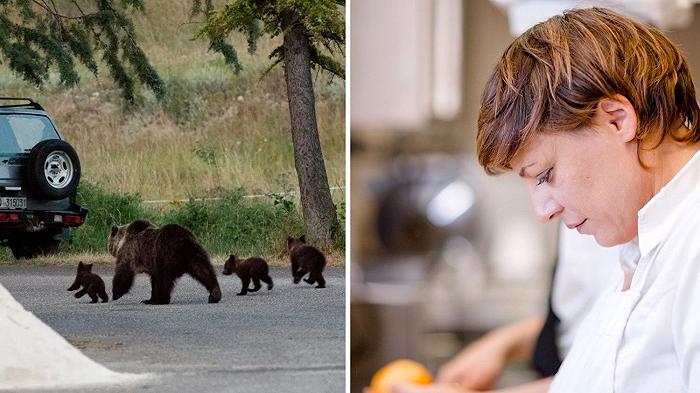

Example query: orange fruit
[370,359,433,393]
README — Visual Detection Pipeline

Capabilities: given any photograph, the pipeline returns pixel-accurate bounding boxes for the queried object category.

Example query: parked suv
[0,98,86,259]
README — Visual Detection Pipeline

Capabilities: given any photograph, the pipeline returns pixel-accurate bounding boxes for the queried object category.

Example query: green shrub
[64,181,151,253]
[162,76,197,125]
[163,197,210,234]
[62,183,341,258]
[162,189,304,256]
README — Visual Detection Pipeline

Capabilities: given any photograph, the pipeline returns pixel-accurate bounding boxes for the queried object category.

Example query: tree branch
[31,0,97,20]
[48,0,59,15]
[71,0,103,46]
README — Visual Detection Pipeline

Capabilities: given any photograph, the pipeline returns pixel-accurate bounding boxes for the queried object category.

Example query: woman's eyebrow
[519,163,536,177]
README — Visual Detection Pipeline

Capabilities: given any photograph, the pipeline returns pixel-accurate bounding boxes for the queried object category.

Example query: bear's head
[286,235,306,252]
[68,261,93,290]
[108,225,126,257]
[108,220,155,256]
[222,255,239,275]
[78,260,93,272]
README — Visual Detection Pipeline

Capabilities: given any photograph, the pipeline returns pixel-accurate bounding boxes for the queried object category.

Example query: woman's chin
[593,230,635,247]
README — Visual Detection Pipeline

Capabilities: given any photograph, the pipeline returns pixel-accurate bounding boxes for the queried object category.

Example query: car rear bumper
[0,205,87,234]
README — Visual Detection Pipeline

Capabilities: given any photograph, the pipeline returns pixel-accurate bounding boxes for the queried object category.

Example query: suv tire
[26,139,81,200]
[9,232,61,259]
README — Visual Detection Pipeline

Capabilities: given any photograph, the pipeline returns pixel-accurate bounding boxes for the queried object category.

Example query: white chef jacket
[549,149,700,393]
[552,226,622,358]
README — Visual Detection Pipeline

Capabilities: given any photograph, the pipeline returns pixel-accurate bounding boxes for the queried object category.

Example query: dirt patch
[66,338,125,351]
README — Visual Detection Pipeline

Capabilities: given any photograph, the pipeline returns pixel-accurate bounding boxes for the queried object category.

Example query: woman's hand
[391,383,477,393]
[435,332,510,390]
[437,316,545,390]
[363,377,553,393]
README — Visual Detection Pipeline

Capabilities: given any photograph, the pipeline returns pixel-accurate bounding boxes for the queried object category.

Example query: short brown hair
[476,7,700,175]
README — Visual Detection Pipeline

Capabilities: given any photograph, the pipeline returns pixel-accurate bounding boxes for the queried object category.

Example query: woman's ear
[598,94,637,143]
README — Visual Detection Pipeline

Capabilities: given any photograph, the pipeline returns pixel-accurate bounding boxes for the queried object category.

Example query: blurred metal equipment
[351,153,484,392]
[374,154,478,256]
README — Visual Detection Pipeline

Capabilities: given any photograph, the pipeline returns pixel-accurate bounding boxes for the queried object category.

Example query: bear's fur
[108,220,222,304]
[67,261,109,303]
[222,255,273,296]
[287,235,327,288]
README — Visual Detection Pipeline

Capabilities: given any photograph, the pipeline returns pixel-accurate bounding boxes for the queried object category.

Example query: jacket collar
[637,150,700,256]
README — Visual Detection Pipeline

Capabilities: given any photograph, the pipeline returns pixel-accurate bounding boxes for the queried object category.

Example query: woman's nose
[533,197,563,223]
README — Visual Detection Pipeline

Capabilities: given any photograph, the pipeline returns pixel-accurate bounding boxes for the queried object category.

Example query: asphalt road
[0,265,346,393]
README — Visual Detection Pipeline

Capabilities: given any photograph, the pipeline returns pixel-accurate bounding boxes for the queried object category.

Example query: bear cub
[67,261,109,303]
[222,255,273,296]
[287,235,327,288]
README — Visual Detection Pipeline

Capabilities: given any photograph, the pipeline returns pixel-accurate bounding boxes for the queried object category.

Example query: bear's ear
[111,226,118,236]
[86,263,93,271]
[229,254,234,258]
[126,220,154,235]
[78,261,84,267]
[300,235,306,243]
[286,236,293,242]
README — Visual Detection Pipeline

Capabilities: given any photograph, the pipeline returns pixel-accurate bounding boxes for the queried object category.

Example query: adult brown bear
[109,220,222,304]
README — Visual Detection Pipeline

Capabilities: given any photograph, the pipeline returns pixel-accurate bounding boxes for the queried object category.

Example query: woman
[392,7,700,393]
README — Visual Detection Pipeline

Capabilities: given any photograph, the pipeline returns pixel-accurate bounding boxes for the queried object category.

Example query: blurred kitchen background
[349,0,700,391]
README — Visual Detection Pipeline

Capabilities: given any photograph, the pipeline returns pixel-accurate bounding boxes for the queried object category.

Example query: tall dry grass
[0,0,345,201]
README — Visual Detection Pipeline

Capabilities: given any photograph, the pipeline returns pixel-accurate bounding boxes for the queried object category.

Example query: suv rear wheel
[9,231,61,259]
[26,139,81,200]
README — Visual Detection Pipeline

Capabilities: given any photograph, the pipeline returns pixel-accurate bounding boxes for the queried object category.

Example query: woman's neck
[640,125,700,195]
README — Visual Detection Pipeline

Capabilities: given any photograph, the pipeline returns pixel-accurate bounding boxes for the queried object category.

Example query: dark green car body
[0,98,86,259]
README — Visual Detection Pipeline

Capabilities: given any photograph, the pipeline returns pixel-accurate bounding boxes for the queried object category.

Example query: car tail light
[0,213,20,222]
[63,215,82,224]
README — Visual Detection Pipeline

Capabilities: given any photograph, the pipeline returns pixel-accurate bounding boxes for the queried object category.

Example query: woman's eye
[536,168,552,186]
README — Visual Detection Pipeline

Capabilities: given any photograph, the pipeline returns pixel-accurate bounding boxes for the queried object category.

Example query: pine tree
[0,0,164,102]
[195,0,344,249]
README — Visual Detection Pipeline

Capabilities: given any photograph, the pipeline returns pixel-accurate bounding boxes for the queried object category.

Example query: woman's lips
[566,219,587,230]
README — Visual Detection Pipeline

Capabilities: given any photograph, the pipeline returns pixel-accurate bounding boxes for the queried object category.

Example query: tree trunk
[282,21,337,249]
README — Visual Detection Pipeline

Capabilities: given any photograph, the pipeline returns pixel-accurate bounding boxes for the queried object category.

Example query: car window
[0,115,59,153]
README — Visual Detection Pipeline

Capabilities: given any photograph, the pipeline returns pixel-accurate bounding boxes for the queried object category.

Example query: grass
[0,0,344,200]
[0,182,345,266]
[67,181,343,260]
[0,0,345,261]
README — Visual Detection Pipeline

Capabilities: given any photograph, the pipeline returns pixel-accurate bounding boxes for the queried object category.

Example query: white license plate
[0,197,26,209]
